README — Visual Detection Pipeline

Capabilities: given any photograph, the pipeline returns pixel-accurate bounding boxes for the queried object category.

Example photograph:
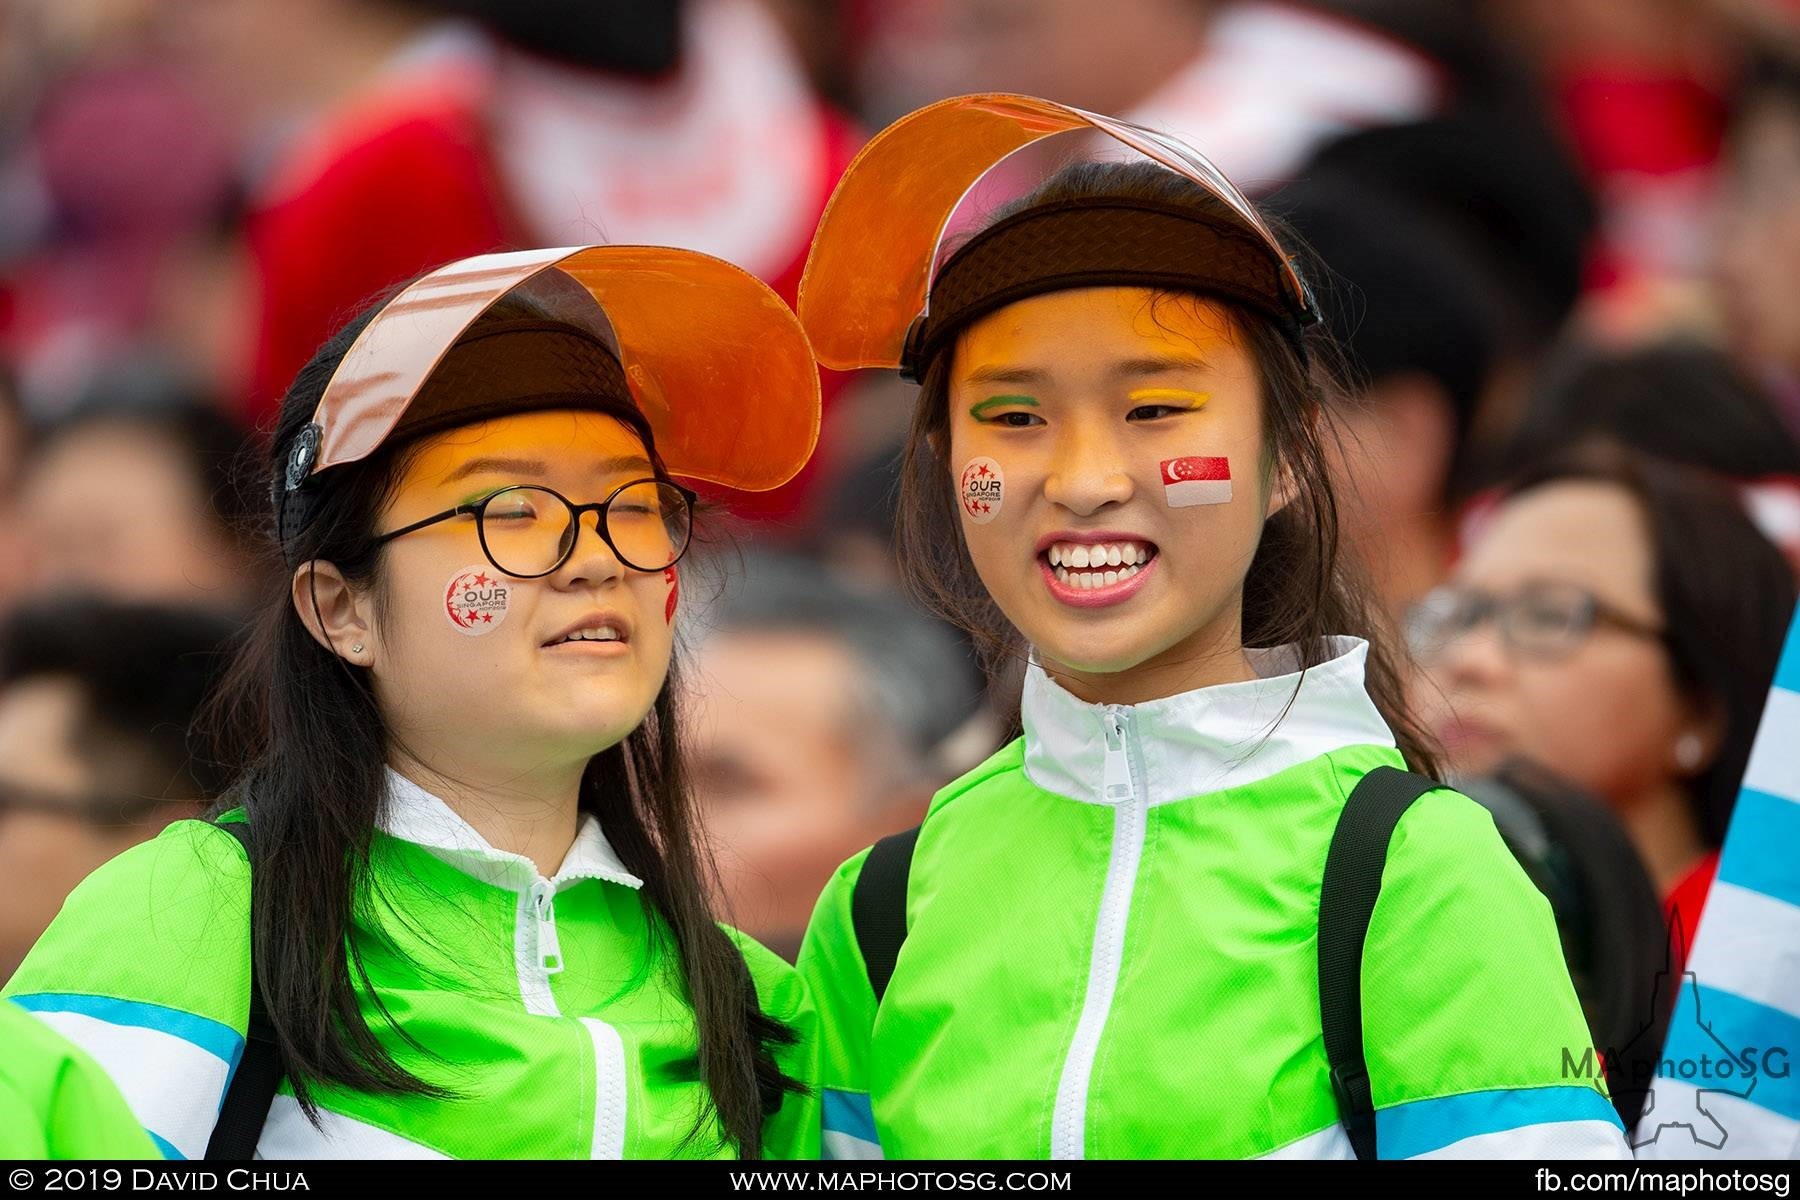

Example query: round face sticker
[444,566,511,636]
[959,457,1004,524]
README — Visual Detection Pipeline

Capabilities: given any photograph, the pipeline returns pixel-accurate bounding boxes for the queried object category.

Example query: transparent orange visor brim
[306,245,821,493]
[797,93,1311,372]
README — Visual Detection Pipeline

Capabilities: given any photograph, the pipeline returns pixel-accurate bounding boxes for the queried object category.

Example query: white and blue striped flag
[1635,611,1800,1158]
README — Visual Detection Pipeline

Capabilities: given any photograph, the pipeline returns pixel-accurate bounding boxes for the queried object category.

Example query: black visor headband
[275,321,639,566]
[899,197,1319,383]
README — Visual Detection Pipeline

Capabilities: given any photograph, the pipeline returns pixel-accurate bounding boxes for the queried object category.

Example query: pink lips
[1039,553,1158,608]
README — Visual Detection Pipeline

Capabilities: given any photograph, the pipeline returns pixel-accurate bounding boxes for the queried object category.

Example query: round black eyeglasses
[374,479,696,578]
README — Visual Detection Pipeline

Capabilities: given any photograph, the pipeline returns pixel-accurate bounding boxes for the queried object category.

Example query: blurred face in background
[0,396,29,620]
[0,676,195,978]
[155,0,424,145]
[1412,481,1702,813]
[690,629,923,957]
[858,0,1211,119]
[1718,93,1800,372]
[21,422,250,611]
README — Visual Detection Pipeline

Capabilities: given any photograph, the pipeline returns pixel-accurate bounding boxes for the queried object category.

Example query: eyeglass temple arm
[372,504,481,545]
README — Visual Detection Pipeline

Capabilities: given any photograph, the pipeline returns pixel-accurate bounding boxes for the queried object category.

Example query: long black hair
[204,293,801,1156]
[896,160,1440,774]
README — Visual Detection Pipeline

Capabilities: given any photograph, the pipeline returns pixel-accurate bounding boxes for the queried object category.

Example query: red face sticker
[444,566,510,636]
[1160,456,1232,507]
[959,457,1004,523]
[664,566,680,625]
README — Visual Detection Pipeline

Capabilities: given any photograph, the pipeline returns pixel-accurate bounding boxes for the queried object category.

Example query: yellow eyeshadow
[1128,388,1210,408]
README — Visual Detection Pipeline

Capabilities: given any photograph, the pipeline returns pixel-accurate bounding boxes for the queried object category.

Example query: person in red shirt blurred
[169,0,858,519]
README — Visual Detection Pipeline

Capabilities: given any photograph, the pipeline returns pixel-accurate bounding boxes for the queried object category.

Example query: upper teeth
[561,626,621,643]
[1047,541,1151,569]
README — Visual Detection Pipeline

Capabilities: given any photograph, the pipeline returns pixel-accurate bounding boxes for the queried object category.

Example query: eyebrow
[960,364,1048,387]
[1110,355,1212,378]
[438,454,655,485]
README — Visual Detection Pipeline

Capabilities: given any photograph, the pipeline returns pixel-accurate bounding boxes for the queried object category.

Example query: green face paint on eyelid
[969,395,1041,420]
[458,485,511,507]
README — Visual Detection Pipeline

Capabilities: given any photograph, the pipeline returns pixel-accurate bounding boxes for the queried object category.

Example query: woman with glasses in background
[4,247,824,1159]
[1408,447,1797,959]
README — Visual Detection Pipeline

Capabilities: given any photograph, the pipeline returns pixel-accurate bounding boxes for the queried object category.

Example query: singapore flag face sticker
[444,565,510,636]
[1161,456,1232,507]
[959,457,1004,524]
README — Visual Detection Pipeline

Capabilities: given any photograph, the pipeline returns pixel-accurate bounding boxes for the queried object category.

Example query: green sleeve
[731,930,822,1160]
[1,1001,161,1159]
[3,819,252,1161]
[1357,782,1626,1157]
[795,848,882,1159]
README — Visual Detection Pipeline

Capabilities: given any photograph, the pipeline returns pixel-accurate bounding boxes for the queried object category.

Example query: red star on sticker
[977,464,991,478]
[465,608,479,622]
[979,501,991,513]
[473,573,492,587]
[481,612,494,623]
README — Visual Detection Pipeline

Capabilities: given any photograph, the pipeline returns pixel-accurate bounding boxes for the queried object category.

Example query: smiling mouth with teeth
[1043,540,1157,591]
[551,626,625,646]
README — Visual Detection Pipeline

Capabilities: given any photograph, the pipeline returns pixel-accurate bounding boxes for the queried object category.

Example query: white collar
[1020,637,1397,807]
[378,767,644,890]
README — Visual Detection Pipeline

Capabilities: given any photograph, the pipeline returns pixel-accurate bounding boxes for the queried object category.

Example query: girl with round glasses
[4,246,824,1159]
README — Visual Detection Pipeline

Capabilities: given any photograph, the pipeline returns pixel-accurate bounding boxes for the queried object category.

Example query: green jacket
[5,770,818,1159]
[1,999,160,1159]
[800,638,1629,1159]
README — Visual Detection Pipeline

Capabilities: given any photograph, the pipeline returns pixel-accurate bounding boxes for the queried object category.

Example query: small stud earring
[1675,732,1704,772]
[352,643,365,655]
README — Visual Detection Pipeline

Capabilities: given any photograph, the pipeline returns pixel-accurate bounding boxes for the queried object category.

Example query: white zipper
[530,879,565,975]
[1049,705,1149,1159]
[519,877,630,1156]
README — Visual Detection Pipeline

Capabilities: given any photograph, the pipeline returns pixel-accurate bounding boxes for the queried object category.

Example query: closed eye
[1127,404,1189,421]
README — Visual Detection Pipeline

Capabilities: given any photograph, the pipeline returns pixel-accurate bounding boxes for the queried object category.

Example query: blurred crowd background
[5,0,1800,1125]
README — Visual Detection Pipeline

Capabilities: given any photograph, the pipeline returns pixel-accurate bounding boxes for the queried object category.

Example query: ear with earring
[1675,731,1705,773]
[352,643,365,656]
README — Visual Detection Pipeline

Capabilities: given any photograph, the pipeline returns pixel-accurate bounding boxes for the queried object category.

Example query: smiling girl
[4,246,823,1159]
[793,95,1630,1160]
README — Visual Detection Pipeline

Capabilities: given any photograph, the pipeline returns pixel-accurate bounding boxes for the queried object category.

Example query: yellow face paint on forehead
[386,409,652,528]
[953,287,1241,389]
[406,410,648,490]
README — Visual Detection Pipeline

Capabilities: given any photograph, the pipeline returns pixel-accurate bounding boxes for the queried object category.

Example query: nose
[1427,615,1513,695]
[1041,415,1136,517]
[549,509,625,590]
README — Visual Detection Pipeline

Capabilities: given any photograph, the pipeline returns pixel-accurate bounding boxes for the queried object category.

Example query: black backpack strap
[204,819,284,1161]
[850,825,922,1005]
[1318,766,1441,1161]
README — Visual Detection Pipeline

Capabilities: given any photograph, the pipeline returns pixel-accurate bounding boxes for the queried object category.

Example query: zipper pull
[531,881,564,975]
[1102,707,1135,802]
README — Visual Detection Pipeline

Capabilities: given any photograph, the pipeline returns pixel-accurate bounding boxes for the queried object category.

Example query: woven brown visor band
[394,319,640,445]
[277,319,645,566]
[900,197,1315,382]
